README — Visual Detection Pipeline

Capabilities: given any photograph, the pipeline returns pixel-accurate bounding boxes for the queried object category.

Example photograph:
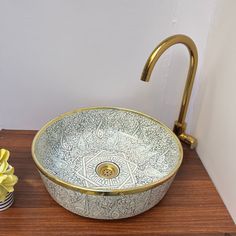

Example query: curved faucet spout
[141,34,198,149]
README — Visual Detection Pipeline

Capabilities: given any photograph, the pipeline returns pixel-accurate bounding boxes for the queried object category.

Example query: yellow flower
[0,149,18,202]
[0,149,10,173]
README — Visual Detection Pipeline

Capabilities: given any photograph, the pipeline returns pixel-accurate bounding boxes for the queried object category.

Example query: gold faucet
[141,34,198,149]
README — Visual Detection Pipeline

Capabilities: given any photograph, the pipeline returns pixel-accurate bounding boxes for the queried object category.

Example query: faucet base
[173,121,186,135]
[173,121,197,149]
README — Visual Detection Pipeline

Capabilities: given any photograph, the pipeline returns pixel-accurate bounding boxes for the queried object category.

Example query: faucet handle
[178,133,198,149]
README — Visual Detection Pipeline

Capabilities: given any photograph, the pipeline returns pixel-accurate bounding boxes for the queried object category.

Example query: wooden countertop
[0,129,235,236]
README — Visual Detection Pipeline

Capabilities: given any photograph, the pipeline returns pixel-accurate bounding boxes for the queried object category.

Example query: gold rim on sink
[31,107,183,196]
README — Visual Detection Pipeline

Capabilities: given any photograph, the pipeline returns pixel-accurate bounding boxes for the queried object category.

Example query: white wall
[0,0,215,130]
[194,0,236,223]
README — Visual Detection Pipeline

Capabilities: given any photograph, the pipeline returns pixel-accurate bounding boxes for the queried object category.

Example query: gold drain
[96,162,119,179]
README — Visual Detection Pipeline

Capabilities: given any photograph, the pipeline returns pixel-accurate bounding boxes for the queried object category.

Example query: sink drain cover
[96,162,119,179]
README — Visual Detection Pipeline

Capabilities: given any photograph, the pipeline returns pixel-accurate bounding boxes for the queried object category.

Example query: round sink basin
[32,107,183,219]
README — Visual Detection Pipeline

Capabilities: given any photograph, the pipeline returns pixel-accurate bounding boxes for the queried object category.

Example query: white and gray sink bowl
[32,107,183,219]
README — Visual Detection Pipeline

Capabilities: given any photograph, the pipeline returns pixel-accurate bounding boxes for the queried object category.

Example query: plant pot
[0,192,14,211]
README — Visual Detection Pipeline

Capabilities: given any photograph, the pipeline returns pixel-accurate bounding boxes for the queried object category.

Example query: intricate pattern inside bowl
[33,107,182,195]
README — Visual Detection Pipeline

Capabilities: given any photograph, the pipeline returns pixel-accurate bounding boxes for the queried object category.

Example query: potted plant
[0,149,18,211]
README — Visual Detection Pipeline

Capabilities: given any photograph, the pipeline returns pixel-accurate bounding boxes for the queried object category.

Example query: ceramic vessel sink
[32,107,183,219]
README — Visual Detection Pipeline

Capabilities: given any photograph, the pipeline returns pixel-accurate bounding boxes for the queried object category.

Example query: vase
[0,192,14,211]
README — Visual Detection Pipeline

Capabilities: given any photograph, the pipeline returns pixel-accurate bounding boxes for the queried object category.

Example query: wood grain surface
[0,129,235,236]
